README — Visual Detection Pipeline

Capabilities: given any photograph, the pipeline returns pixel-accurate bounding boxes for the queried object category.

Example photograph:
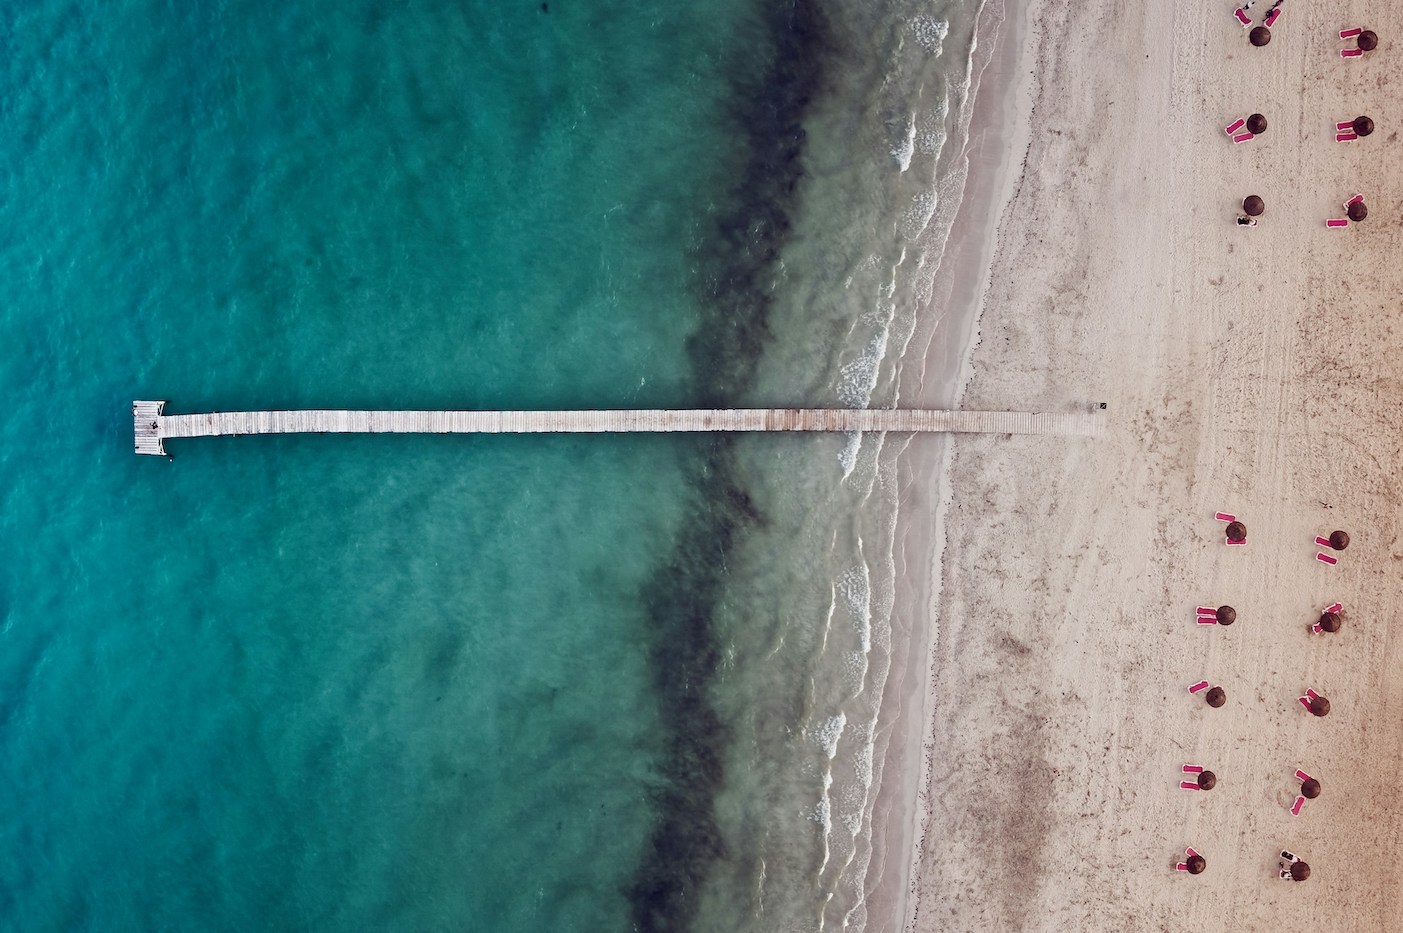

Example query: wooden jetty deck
[132,401,1105,455]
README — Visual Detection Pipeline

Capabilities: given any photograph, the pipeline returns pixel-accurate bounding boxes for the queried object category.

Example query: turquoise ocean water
[0,1,989,929]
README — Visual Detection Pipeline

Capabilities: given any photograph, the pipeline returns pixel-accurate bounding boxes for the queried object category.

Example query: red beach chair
[1341,47,1364,58]
[1299,695,1314,710]
[1215,512,1236,522]
[1317,551,1339,563]
[1296,769,1313,782]
[1232,132,1255,144]
[1227,538,1247,546]
[1264,8,1281,27]
[1344,195,1364,208]
[1291,795,1305,815]
[1336,121,1357,132]
[1340,27,1363,39]
[1188,680,1210,694]
[1182,764,1203,773]
[1234,8,1252,26]
[1325,219,1350,229]
[1180,781,1203,790]
[1326,603,1342,613]
[1225,118,1247,135]
[1336,132,1358,141]
[1316,535,1334,546]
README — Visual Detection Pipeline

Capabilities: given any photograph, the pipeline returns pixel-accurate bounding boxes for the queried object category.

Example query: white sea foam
[815,712,847,760]
[910,16,949,57]
[892,115,916,171]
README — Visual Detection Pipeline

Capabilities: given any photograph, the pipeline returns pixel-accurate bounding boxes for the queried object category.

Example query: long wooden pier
[132,401,1105,455]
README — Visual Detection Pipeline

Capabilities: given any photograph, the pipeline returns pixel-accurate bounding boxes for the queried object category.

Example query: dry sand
[896,0,1403,928]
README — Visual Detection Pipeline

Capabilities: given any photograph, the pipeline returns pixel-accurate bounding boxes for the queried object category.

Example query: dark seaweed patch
[687,0,832,407]
[627,2,831,929]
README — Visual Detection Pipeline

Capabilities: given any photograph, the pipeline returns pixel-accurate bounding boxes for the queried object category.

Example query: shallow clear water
[0,0,986,929]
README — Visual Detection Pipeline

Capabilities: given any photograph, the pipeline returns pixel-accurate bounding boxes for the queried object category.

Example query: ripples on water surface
[0,0,988,929]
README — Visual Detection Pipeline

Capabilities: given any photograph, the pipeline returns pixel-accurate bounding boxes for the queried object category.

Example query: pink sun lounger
[1176,846,1201,871]
[1326,603,1342,613]
[1291,795,1306,816]
[1215,512,1236,523]
[1183,764,1203,774]
[1198,616,1218,625]
[1264,8,1280,27]
[1233,132,1255,144]
[1342,47,1364,58]
[1296,769,1313,782]
[1180,781,1203,790]
[1227,538,1247,546]
[1326,219,1350,229]
[1317,551,1339,563]
[1336,132,1358,141]
[1316,535,1334,547]
[1225,118,1246,135]
[1197,607,1217,616]
[1345,194,1364,208]
[1189,680,1210,693]
[1313,622,1324,633]
[1337,121,1357,132]
[1307,689,1320,701]
[1341,27,1363,39]
[1234,8,1252,26]
[1299,696,1314,710]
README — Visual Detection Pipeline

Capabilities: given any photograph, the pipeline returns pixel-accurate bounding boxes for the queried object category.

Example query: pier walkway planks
[132,401,1105,455]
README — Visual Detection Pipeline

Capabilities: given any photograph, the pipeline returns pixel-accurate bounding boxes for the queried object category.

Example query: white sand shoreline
[899,0,1403,928]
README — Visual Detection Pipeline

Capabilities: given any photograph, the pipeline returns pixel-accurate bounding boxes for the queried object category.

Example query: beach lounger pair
[1175,846,1201,871]
[1291,768,1314,815]
[1340,29,1366,57]
[1312,602,1342,633]
[1298,688,1322,710]
[1223,119,1255,144]
[1215,511,1247,545]
[1195,607,1223,625]
[1179,764,1209,790]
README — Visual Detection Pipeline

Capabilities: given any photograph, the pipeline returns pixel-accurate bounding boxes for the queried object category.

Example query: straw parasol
[1301,777,1322,799]
[1243,195,1265,216]
[1319,611,1342,633]
[1250,26,1271,46]
[1290,861,1310,881]
[1246,113,1268,134]
[1309,695,1330,717]
[1358,31,1378,51]
[1197,770,1217,790]
[1329,530,1350,550]
[1216,605,1237,625]
[1187,854,1207,874]
[1353,115,1374,136]
[1206,686,1227,707]
[1348,202,1368,222]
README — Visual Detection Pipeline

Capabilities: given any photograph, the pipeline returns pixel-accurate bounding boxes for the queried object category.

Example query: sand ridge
[906,0,1403,928]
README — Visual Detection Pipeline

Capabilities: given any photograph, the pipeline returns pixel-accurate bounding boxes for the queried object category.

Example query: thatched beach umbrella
[1319,611,1342,633]
[1187,854,1207,874]
[1206,686,1227,707]
[1290,861,1311,881]
[1247,113,1268,134]
[1301,777,1322,799]
[1348,201,1368,222]
[1329,530,1350,550]
[1243,195,1265,217]
[1225,521,1247,543]
[1216,605,1237,626]
[1358,31,1378,52]
[1353,115,1374,136]
[1309,695,1331,717]
[1197,770,1217,790]
[1250,26,1272,47]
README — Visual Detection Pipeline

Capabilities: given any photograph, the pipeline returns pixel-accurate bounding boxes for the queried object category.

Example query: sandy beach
[892,0,1403,928]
